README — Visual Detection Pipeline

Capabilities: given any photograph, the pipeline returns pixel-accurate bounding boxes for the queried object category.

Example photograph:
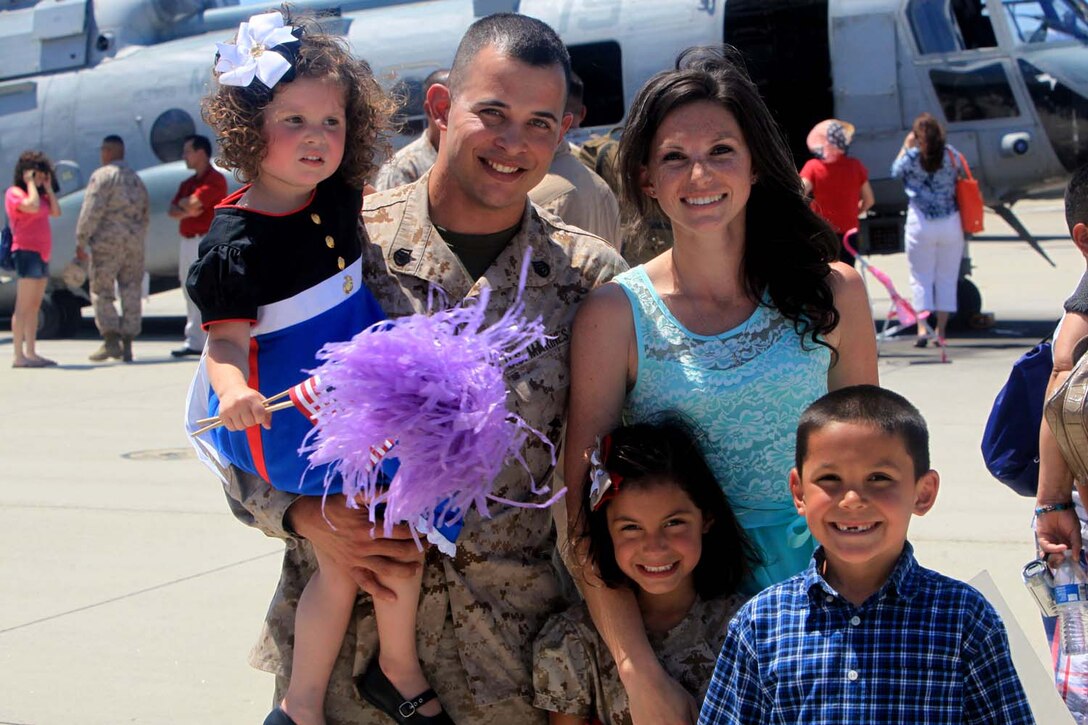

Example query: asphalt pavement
[0,199,1083,723]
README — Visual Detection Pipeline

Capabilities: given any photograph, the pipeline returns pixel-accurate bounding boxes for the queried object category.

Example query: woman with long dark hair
[562,46,877,723]
[5,150,61,367]
[892,112,966,346]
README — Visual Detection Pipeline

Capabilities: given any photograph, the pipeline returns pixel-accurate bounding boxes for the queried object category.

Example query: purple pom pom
[302,250,556,537]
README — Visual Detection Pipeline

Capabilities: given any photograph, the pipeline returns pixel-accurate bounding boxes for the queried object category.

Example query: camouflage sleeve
[222,465,301,540]
[75,170,109,245]
[532,611,596,718]
[374,162,412,192]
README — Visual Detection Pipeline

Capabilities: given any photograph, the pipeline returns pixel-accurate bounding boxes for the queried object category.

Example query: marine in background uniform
[373,68,448,191]
[75,135,150,362]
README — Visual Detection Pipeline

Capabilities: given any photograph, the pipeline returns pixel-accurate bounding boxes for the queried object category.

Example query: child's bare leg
[374,563,444,716]
[280,549,358,725]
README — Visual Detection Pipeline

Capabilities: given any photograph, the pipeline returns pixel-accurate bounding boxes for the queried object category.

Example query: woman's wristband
[1035,501,1076,516]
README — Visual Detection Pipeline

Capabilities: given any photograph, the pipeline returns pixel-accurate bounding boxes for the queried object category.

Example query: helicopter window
[150,109,197,163]
[929,63,1021,121]
[567,41,624,127]
[909,0,999,52]
[951,0,998,48]
[1003,0,1088,43]
[1018,59,1088,170]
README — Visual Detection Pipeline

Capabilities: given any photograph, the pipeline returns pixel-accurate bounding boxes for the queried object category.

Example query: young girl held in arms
[185,11,452,725]
[533,417,759,725]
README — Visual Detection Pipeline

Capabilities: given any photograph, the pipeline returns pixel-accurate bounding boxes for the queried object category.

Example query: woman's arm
[563,286,699,725]
[43,174,60,218]
[1037,312,1088,561]
[825,261,879,390]
[205,321,270,431]
[13,173,41,213]
[859,181,875,214]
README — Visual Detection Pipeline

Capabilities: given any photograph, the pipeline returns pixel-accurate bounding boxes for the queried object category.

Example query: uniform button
[311,213,321,225]
[825,595,834,603]
[325,235,335,248]
[850,615,861,626]
[532,260,550,277]
[343,275,353,294]
[337,256,345,270]
[393,248,412,266]
[847,670,859,681]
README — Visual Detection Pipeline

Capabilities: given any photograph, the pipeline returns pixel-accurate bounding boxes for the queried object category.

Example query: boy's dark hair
[102,134,125,148]
[202,9,394,188]
[1065,164,1088,233]
[579,415,760,599]
[12,150,55,192]
[448,13,571,98]
[184,134,213,157]
[795,385,931,478]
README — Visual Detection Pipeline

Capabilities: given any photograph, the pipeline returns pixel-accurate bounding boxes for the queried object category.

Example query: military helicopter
[1,0,1086,336]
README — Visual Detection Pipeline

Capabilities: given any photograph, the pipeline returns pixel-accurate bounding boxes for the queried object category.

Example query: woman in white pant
[891,112,966,347]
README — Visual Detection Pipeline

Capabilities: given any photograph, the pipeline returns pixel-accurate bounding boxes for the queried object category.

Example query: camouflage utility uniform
[373,132,438,191]
[223,173,626,723]
[530,141,621,250]
[76,161,150,337]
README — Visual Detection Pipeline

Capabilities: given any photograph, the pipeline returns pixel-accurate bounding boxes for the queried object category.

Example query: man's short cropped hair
[184,134,213,157]
[423,68,450,93]
[448,13,571,96]
[1066,164,1088,233]
[795,385,931,478]
[102,135,124,149]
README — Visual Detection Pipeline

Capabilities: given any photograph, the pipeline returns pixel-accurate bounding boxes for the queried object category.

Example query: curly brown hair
[201,9,394,189]
[12,150,55,192]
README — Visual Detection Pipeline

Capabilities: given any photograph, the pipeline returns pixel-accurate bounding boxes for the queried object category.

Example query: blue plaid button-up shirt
[699,544,1034,724]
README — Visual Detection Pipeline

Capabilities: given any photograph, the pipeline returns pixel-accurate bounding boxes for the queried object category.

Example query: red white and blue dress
[184,176,384,496]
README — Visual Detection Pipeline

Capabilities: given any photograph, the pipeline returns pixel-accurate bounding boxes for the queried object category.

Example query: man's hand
[622,659,699,724]
[287,495,424,601]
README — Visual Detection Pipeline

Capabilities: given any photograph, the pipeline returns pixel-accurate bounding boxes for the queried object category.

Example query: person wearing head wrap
[800,119,874,266]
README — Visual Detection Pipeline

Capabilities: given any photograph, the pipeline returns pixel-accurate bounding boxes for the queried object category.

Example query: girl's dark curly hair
[201,9,394,189]
[578,415,760,600]
[617,45,841,356]
[12,150,55,192]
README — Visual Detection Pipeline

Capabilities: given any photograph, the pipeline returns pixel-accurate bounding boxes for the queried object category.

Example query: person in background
[373,68,448,191]
[530,72,622,249]
[891,112,965,349]
[799,119,874,266]
[168,134,227,358]
[1033,163,1088,724]
[5,150,61,368]
[564,46,877,724]
[76,134,150,363]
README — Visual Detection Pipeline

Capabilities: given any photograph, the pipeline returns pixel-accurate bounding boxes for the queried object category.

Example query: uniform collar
[381,170,560,301]
[804,542,920,606]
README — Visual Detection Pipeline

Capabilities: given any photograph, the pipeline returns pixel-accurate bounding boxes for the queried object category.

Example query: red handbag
[948,148,984,234]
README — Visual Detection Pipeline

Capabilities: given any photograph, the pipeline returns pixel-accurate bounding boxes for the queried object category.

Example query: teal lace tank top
[614,266,831,590]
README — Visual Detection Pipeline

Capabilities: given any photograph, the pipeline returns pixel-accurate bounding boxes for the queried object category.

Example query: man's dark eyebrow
[473,98,559,123]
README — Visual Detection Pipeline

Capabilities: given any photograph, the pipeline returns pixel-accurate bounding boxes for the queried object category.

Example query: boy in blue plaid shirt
[700,385,1034,724]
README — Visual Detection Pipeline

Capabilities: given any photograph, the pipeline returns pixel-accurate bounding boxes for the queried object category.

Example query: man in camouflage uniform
[529,73,622,249]
[220,14,625,724]
[373,68,448,191]
[76,135,150,362]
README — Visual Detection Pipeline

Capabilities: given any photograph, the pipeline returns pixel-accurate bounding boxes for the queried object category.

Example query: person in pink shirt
[5,150,61,368]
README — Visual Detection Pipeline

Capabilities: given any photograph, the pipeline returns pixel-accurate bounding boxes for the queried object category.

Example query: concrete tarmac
[0,200,1082,723]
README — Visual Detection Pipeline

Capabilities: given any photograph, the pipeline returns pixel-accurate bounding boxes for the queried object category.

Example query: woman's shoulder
[4,186,26,203]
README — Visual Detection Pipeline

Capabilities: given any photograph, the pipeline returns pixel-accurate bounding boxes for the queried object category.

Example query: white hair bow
[215,12,298,89]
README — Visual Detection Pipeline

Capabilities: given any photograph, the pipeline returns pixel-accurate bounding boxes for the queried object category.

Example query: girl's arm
[205,321,270,431]
[564,286,698,725]
[14,172,41,213]
[43,173,60,218]
[825,261,879,391]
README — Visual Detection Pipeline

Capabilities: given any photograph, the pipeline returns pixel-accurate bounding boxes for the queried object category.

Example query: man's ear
[1073,222,1088,258]
[558,112,574,146]
[427,83,452,131]
[913,469,940,516]
[789,468,806,516]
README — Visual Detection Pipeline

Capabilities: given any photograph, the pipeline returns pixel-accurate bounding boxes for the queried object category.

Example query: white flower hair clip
[215,11,300,89]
